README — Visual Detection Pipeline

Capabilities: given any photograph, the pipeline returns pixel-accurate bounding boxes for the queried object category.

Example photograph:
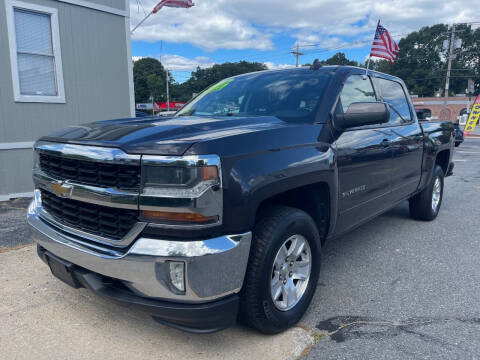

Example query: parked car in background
[28,66,455,334]
[135,110,151,117]
[453,123,464,147]
[158,111,178,117]
[416,108,432,121]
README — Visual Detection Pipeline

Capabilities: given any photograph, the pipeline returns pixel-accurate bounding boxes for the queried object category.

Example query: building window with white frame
[6,1,65,103]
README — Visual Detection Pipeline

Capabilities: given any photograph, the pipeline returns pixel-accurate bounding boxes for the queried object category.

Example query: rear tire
[239,206,322,334]
[409,165,444,221]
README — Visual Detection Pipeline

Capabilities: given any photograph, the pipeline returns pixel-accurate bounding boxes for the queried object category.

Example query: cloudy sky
[130,0,476,82]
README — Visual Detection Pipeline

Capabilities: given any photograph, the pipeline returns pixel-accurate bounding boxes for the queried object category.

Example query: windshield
[176,70,332,123]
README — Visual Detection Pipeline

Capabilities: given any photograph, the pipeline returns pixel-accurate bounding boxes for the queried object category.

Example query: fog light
[169,261,185,292]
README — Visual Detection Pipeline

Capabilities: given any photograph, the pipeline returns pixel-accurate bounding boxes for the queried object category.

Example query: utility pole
[467,79,475,115]
[166,69,170,112]
[442,23,455,121]
[291,43,303,67]
[150,94,154,115]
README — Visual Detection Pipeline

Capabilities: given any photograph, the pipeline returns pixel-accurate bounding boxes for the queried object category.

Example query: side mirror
[335,102,389,130]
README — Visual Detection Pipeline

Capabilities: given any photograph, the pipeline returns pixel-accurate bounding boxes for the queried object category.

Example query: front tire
[409,165,444,221]
[239,206,322,334]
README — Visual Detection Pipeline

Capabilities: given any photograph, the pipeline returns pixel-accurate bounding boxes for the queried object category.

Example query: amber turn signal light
[141,210,219,224]
[202,165,219,181]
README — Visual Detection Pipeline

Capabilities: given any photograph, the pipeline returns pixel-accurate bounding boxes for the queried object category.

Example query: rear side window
[338,75,376,113]
[375,78,412,124]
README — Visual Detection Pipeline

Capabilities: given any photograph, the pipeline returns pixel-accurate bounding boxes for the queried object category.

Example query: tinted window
[337,75,376,113]
[176,71,332,123]
[375,78,411,124]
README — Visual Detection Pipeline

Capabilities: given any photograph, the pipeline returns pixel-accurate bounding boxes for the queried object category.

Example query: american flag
[370,23,399,63]
[153,0,195,13]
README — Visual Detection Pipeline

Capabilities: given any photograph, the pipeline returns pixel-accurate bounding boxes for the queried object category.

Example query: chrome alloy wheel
[270,234,312,311]
[431,176,442,211]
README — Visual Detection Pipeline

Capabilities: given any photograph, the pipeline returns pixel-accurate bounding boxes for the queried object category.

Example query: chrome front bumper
[27,200,252,303]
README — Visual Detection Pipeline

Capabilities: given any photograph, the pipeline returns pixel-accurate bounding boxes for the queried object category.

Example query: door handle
[381,139,390,147]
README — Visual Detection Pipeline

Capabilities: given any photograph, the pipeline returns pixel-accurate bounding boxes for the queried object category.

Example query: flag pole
[131,0,167,34]
[131,1,194,35]
[365,19,380,76]
[131,10,155,34]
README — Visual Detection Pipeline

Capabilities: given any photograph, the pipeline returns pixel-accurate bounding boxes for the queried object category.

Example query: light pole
[166,69,170,112]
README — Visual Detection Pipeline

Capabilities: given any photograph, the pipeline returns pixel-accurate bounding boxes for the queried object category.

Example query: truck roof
[231,65,403,83]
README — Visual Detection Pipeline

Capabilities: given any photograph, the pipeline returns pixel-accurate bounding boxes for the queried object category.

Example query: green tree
[367,24,480,96]
[133,57,173,103]
[303,53,359,68]
[321,52,359,66]
[171,61,267,102]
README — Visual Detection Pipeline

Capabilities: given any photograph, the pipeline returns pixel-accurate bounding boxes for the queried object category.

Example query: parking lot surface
[1,139,479,359]
[0,197,31,251]
[303,139,480,359]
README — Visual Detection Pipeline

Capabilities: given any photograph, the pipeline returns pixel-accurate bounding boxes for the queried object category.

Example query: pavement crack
[316,316,480,355]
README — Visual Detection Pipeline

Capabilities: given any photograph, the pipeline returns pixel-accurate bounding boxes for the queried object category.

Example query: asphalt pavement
[0,197,31,251]
[1,138,479,359]
[303,138,480,359]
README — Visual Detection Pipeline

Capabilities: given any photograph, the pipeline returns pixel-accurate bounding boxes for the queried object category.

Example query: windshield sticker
[206,78,234,93]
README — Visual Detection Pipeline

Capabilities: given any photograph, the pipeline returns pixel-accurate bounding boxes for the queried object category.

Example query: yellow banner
[464,95,480,133]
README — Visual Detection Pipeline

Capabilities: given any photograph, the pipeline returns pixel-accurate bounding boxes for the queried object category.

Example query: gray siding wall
[0,0,132,199]
[0,149,34,198]
[61,0,127,11]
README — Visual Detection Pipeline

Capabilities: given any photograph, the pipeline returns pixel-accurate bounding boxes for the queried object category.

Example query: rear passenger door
[373,77,423,202]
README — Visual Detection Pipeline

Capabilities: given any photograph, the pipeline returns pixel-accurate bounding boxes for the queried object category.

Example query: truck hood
[40,116,296,155]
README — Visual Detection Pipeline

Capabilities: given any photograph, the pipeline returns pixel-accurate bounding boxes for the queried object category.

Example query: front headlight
[142,164,219,197]
[140,155,222,227]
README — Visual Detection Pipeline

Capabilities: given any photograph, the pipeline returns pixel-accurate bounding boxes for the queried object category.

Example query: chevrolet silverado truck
[27,66,454,334]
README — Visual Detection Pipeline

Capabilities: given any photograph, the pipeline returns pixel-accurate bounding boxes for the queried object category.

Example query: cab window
[375,78,412,124]
[337,75,376,113]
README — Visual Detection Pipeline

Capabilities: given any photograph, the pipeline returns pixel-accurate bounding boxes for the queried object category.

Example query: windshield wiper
[214,112,235,117]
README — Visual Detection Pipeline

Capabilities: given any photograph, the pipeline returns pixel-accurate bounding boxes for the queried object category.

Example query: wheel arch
[435,149,450,175]
[253,181,332,245]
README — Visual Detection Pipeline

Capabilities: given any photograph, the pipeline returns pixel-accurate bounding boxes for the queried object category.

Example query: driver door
[332,74,393,234]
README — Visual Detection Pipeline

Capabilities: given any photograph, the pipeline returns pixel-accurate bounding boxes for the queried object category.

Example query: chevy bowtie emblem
[50,181,73,198]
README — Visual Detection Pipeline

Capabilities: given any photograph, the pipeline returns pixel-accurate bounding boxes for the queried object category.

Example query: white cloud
[130,0,477,52]
[161,54,215,71]
[131,54,214,71]
[130,1,273,51]
[263,62,295,70]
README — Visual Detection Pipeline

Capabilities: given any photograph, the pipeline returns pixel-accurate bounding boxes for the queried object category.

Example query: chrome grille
[39,153,140,190]
[40,189,138,240]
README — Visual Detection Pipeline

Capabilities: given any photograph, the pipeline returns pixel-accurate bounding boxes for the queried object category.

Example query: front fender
[221,143,337,234]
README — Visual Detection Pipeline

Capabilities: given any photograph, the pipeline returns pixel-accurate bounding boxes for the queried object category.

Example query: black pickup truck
[27,66,454,334]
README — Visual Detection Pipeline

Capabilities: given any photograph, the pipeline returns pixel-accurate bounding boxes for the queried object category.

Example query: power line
[403,75,479,81]
[154,24,480,79]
